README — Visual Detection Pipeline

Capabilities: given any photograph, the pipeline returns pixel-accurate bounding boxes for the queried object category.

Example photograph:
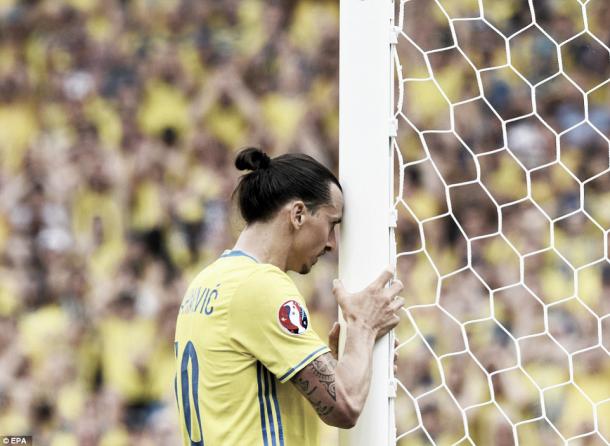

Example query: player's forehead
[324,183,344,220]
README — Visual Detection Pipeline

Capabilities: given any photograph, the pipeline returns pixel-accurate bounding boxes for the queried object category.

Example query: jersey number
[175,340,204,446]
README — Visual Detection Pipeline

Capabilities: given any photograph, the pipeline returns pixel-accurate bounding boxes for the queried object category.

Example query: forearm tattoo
[311,354,337,401]
[292,354,338,417]
[311,399,333,417]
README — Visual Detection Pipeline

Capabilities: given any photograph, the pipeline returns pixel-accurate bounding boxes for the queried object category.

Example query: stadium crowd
[0,0,339,444]
[0,0,608,445]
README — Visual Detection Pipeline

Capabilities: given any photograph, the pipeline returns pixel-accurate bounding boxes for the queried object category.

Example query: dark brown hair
[233,147,341,224]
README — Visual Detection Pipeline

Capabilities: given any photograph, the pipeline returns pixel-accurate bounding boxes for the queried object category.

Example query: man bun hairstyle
[233,147,342,224]
[235,147,271,171]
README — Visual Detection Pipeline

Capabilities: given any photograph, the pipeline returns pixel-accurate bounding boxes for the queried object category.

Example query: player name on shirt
[179,284,221,315]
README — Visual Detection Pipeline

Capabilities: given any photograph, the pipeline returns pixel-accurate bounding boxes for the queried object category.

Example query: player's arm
[291,268,404,429]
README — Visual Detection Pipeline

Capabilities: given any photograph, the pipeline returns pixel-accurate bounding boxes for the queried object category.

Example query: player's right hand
[332,266,404,339]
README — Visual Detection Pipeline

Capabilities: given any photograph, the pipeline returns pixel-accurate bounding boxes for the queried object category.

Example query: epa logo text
[1,437,32,445]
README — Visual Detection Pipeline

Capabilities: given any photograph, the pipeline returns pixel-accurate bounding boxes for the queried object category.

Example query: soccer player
[174,147,404,446]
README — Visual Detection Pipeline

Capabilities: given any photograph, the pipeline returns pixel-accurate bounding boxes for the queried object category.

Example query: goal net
[391,0,610,445]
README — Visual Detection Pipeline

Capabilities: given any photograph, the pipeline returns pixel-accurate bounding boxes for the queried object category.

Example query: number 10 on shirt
[175,340,205,446]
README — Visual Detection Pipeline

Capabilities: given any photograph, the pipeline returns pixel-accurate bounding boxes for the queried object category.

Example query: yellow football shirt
[174,250,330,446]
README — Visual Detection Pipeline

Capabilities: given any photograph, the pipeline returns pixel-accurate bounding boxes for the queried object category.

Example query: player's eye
[329,223,337,236]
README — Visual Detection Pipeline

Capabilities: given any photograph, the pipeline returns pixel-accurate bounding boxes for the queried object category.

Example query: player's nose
[326,229,337,252]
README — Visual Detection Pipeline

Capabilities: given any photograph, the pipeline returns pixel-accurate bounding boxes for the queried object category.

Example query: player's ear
[289,200,307,229]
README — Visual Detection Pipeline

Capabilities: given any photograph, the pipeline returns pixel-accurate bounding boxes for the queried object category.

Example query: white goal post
[339,0,397,445]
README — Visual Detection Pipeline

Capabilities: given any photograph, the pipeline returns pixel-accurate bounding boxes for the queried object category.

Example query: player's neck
[233,223,290,271]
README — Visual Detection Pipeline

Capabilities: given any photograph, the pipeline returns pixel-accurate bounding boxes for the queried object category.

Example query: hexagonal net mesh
[391,0,610,444]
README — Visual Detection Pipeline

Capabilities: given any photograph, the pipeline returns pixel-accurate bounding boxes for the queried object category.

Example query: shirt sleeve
[229,265,330,383]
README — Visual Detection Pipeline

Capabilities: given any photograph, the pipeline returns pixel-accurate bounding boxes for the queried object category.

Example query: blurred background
[0,0,609,445]
[0,0,340,444]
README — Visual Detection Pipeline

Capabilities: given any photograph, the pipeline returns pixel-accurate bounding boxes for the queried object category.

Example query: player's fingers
[387,279,404,296]
[332,279,345,297]
[376,316,400,340]
[328,321,340,343]
[370,266,395,290]
[389,297,405,312]
[388,314,400,330]
[393,336,400,374]
[328,322,340,359]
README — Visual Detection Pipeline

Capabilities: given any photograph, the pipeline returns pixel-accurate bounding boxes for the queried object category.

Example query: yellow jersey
[174,250,330,446]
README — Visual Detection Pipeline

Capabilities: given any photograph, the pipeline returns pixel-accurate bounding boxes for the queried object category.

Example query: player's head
[233,147,343,274]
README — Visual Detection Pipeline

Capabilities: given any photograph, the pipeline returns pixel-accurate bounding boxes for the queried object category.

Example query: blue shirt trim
[263,369,277,446]
[256,362,269,446]
[270,374,285,446]
[219,249,259,263]
[278,346,330,382]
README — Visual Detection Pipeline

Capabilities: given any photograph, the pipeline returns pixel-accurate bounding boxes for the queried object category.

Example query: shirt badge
[278,300,309,335]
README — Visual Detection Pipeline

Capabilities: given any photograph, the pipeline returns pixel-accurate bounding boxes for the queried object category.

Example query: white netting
[392,0,610,444]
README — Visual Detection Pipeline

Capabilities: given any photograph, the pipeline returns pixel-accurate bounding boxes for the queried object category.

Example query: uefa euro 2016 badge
[278,300,309,335]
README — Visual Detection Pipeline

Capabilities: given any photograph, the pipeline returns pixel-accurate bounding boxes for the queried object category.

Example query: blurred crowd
[0,0,339,444]
[393,0,610,445]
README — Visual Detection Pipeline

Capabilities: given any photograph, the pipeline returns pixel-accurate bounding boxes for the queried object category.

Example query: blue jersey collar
[220,249,260,263]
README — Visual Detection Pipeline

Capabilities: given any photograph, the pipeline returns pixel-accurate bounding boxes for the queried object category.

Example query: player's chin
[299,261,315,275]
